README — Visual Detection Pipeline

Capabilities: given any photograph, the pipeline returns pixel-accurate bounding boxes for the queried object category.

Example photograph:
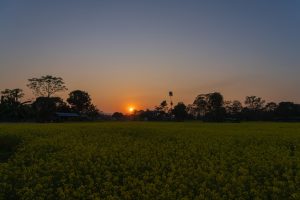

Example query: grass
[0,122,299,199]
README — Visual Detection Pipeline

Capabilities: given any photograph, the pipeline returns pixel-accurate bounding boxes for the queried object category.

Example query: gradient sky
[0,0,299,113]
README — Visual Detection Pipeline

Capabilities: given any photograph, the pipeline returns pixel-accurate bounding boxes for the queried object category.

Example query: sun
[128,106,135,113]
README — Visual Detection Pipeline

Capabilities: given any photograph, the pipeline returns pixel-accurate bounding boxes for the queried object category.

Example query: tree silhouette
[1,89,24,105]
[207,92,224,110]
[193,94,209,118]
[225,100,242,115]
[192,92,225,121]
[244,96,265,111]
[225,100,242,120]
[172,102,188,121]
[67,90,91,113]
[0,89,28,121]
[242,96,265,120]
[264,102,277,112]
[154,100,170,120]
[262,102,278,120]
[112,112,124,120]
[32,97,68,122]
[67,90,99,118]
[27,75,67,97]
[205,92,225,121]
[276,102,298,120]
[85,104,100,119]
[155,100,168,112]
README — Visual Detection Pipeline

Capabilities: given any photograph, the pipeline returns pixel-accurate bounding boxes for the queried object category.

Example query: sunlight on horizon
[128,106,135,113]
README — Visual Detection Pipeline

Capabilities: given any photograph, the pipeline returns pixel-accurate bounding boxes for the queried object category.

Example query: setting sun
[128,107,135,113]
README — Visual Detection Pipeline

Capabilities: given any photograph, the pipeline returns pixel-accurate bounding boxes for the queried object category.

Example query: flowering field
[0,122,300,199]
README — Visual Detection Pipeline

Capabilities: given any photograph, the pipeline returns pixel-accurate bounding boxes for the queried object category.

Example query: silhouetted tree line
[113,92,300,122]
[1,76,300,122]
[0,75,101,122]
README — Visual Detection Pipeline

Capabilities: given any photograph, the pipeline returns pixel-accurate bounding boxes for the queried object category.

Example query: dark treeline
[0,75,100,122]
[1,75,300,122]
[123,93,300,122]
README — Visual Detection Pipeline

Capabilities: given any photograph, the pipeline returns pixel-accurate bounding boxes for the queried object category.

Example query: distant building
[54,112,80,122]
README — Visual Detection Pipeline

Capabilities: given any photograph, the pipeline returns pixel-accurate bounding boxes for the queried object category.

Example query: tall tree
[263,102,278,120]
[276,102,298,120]
[112,112,124,120]
[186,104,198,119]
[155,100,168,112]
[207,92,224,110]
[67,90,99,118]
[154,100,170,120]
[1,89,24,104]
[205,92,225,121]
[193,94,209,118]
[85,104,100,119]
[32,97,68,122]
[264,102,277,112]
[172,102,188,121]
[244,96,265,111]
[0,89,27,121]
[242,96,265,120]
[193,92,225,121]
[225,100,243,116]
[67,90,91,113]
[27,75,67,97]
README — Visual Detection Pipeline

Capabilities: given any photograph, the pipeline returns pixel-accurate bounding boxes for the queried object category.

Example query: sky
[0,0,299,113]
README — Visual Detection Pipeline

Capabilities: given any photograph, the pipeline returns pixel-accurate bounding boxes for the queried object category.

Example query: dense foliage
[0,122,299,199]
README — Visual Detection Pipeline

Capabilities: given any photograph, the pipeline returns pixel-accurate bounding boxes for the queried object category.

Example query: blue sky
[0,0,299,112]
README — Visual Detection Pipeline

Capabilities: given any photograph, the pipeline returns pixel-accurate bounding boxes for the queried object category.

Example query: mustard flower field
[0,122,299,199]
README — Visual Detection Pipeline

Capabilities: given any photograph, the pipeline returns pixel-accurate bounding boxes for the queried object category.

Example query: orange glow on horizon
[127,106,135,113]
